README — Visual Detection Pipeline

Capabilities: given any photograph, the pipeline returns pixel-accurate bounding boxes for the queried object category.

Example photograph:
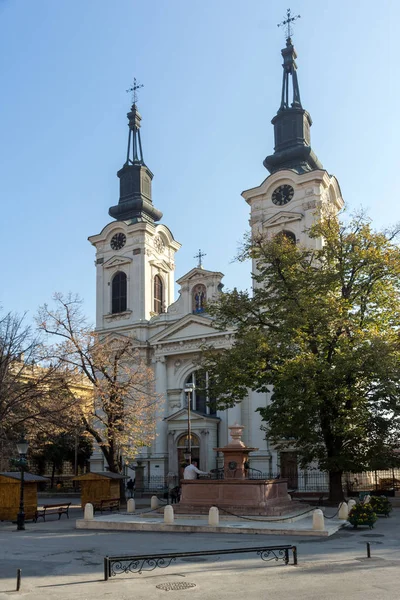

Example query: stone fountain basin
[176,478,296,516]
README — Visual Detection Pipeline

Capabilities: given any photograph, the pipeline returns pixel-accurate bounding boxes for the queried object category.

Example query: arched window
[276,229,296,245]
[177,433,200,450]
[281,230,296,244]
[111,271,127,314]
[192,284,206,314]
[154,275,163,314]
[184,371,216,416]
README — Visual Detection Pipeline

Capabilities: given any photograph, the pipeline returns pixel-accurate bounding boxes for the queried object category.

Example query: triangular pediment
[149,258,173,272]
[103,255,132,269]
[97,330,139,345]
[164,408,220,423]
[262,211,303,228]
[150,313,220,345]
[176,267,224,285]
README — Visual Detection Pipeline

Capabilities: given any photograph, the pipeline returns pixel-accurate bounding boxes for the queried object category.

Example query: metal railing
[135,469,400,496]
[344,470,400,496]
[137,475,179,496]
[104,544,298,580]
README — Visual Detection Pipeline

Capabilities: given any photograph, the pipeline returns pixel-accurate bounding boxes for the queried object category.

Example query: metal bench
[34,502,71,522]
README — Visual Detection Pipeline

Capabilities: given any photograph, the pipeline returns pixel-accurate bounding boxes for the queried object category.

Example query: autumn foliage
[38,294,158,474]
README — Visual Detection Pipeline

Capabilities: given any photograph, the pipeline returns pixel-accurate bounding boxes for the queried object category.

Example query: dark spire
[125,103,145,165]
[279,37,302,110]
[264,11,322,175]
[109,81,162,224]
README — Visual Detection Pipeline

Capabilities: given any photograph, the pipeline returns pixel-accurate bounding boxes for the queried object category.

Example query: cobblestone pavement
[0,499,399,599]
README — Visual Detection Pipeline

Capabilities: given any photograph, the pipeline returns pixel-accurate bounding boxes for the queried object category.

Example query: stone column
[167,430,177,474]
[154,355,168,459]
[135,464,145,498]
[89,441,105,472]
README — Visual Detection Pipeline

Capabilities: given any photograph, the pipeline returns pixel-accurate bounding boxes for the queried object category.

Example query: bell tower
[89,83,181,333]
[242,11,343,266]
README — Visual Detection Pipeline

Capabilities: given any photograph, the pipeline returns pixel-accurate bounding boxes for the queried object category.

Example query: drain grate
[156,582,196,592]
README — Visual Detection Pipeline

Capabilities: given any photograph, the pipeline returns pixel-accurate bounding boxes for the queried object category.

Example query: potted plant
[348,502,377,529]
[369,496,392,517]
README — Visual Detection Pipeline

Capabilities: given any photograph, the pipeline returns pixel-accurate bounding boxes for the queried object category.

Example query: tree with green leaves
[203,213,400,502]
[30,430,92,488]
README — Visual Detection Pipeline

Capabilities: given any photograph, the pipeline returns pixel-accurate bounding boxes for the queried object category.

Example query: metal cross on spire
[194,249,206,268]
[277,8,301,40]
[126,78,144,105]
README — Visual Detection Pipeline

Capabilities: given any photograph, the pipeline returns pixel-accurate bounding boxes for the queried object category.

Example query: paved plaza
[0,498,400,599]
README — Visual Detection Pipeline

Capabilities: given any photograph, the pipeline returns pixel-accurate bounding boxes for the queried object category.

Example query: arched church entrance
[177,433,200,477]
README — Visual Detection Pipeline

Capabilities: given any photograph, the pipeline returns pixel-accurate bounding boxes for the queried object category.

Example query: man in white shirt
[183,460,210,480]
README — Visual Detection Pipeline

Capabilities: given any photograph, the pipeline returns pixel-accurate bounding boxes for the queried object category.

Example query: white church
[88,31,343,484]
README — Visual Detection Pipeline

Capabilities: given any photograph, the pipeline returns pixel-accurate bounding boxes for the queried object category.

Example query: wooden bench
[34,502,71,522]
[93,498,120,514]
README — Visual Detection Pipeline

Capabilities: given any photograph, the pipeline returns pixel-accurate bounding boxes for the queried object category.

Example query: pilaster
[200,429,210,470]
[168,430,177,474]
[154,355,168,457]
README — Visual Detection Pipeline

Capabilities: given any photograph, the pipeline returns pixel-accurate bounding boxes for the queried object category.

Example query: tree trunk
[51,461,56,489]
[100,447,126,505]
[328,470,344,503]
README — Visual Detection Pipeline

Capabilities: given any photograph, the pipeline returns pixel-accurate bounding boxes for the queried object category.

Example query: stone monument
[176,423,295,516]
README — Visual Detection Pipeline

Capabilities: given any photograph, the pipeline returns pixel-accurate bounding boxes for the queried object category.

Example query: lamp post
[16,435,29,531]
[184,383,195,465]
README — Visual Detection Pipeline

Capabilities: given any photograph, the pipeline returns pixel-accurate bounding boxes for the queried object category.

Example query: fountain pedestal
[177,424,295,516]
[215,423,257,480]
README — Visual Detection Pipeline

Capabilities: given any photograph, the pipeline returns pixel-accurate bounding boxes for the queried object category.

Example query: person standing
[126,478,135,498]
[183,461,210,480]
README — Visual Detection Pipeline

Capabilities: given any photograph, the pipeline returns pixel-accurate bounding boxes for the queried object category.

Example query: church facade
[88,33,343,482]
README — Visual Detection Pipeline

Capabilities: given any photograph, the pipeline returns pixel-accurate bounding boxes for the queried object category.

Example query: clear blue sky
[1,0,399,324]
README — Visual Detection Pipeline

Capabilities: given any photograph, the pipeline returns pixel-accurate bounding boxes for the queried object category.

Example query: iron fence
[135,468,400,496]
[140,475,179,493]
[344,470,400,496]
[246,469,400,495]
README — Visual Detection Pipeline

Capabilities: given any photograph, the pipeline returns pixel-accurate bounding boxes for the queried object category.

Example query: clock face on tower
[110,232,126,250]
[272,184,294,206]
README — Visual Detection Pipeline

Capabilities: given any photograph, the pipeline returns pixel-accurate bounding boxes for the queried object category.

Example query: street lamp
[184,383,195,465]
[16,435,29,531]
